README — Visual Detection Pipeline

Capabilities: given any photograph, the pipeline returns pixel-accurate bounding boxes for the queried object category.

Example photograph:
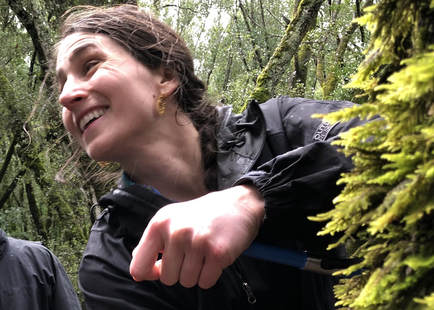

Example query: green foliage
[310,1,434,308]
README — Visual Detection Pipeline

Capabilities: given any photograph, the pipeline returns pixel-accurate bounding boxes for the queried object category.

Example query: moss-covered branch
[246,0,324,107]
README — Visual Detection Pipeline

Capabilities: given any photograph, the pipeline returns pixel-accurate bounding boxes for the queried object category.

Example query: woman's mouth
[78,108,107,132]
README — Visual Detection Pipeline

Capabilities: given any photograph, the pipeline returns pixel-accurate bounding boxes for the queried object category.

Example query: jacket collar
[216,100,266,189]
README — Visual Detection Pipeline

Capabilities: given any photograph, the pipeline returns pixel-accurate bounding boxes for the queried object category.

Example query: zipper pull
[241,281,257,304]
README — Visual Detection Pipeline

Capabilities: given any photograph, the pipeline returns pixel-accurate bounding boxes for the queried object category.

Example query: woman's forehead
[56,33,122,66]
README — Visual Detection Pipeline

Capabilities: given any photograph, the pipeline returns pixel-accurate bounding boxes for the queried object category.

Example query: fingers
[159,230,188,286]
[130,225,163,282]
[198,257,223,289]
[177,237,229,289]
[159,231,212,288]
[178,250,204,288]
[171,249,223,289]
[130,227,225,289]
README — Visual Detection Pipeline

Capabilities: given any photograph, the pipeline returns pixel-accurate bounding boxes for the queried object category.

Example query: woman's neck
[120,113,209,201]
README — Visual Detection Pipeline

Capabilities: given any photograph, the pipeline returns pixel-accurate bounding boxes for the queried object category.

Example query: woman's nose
[59,77,89,109]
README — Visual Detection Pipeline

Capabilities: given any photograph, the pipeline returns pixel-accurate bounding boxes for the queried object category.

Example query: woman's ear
[159,68,179,96]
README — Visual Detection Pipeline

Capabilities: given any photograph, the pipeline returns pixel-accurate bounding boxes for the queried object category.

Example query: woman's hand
[129,185,265,289]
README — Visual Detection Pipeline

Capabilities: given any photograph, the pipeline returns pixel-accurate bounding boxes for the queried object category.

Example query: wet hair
[57,4,218,190]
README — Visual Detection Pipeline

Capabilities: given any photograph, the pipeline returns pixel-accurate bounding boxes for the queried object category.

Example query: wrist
[234,184,265,231]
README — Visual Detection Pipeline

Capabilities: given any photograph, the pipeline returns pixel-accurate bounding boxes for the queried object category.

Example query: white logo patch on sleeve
[313,121,337,141]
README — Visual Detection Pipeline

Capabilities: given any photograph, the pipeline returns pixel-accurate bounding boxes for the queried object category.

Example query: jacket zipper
[233,260,257,305]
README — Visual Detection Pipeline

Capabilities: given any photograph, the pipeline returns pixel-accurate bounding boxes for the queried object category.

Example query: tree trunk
[258,0,272,61]
[315,51,325,90]
[7,0,50,76]
[248,0,325,105]
[0,134,18,185]
[222,55,233,91]
[322,0,374,98]
[290,43,312,97]
[355,0,366,43]
[233,13,251,73]
[206,36,223,87]
[25,181,47,241]
[238,0,264,69]
[0,69,23,131]
[0,169,26,210]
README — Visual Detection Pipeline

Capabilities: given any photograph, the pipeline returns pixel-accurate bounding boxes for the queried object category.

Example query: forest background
[0,0,432,309]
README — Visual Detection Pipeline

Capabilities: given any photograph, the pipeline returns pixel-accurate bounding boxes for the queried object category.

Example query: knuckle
[205,241,233,267]
[147,217,167,234]
[172,227,193,244]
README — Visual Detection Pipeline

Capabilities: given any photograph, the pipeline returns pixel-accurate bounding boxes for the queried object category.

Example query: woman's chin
[85,146,112,163]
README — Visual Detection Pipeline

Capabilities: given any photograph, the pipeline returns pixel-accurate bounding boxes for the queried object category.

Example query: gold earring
[157,95,166,115]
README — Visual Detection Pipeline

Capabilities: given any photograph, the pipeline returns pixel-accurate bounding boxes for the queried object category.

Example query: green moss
[310,1,434,308]
[241,69,271,111]
[250,71,271,103]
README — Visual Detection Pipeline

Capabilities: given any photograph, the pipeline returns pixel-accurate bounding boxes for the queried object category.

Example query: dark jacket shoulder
[0,229,81,310]
[216,96,359,189]
[259,96,357,148]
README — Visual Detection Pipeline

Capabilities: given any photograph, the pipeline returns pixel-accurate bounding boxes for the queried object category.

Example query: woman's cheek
[62,108,78,137]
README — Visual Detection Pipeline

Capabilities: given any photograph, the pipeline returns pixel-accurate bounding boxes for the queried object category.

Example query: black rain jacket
[0,229,81,310]
[79,96,367,310]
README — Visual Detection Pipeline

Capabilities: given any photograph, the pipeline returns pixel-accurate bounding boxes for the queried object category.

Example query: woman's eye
[84,60,100,74]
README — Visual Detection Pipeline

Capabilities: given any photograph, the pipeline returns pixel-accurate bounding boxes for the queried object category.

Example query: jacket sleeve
[49,249,82,310]
[235,97,366,253]
[0,236,81,310]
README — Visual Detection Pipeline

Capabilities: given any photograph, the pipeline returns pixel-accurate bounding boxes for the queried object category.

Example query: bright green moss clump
[310,1,434,309]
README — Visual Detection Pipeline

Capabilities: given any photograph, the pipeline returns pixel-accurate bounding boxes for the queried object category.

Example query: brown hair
[57,4,218,190]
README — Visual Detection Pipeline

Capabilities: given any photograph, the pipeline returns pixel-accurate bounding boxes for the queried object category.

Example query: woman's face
[56,32,176,162]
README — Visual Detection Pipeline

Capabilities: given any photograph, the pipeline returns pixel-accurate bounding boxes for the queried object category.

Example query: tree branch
[7,0,49,75]
[238,0,264,68]
[0,169,26,210]
[322,0,373,97]
[0,134,18,185]
[25,181,47,241]
[249,0,325,105]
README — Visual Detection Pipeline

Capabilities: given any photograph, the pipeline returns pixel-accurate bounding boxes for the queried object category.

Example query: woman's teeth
[79,108,106,131]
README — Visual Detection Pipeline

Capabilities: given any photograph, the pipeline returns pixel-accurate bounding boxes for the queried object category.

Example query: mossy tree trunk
[290,42,312,97]
[248,0,324,105]
[321,0,374,98]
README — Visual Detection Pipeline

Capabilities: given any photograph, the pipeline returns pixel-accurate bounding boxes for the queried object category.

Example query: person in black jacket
[54,4,368,310]
[0,229,81,309]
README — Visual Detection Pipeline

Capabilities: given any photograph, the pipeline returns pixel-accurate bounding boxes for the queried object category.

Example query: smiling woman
[53,4,367,310]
